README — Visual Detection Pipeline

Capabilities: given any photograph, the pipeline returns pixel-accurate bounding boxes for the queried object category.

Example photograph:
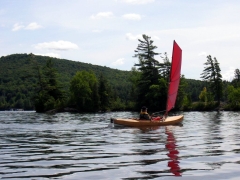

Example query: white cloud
[34,40,79,51]
[119,0,155,4]
[122,13,141,20]
[12,22,42,31]
[25,22,42,30]
[126,33,142,40]
[34,53,61,58]
[111,58,125,66]
[12,23,24,31]
[90,12,114,19]
[222,67,235,81]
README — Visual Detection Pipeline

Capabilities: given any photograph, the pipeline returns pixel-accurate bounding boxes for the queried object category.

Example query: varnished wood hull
[111,115,183,127]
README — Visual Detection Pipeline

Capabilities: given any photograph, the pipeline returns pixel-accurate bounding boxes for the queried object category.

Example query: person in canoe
[139,106,163,121]
[139,106,151,120]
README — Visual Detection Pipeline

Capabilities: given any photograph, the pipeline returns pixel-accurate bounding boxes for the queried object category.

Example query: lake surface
[0,111,240,180]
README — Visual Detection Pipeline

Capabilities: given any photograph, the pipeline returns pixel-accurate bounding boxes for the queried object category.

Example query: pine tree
[159,52,171,80]
[235,69,240,80]
[133,34,166,110]
[30,55,65,112]
[232,69,240,87]
[44,59,65,101]
[214,57,223,104]
[134,34,160,85]
[200,55,223,105]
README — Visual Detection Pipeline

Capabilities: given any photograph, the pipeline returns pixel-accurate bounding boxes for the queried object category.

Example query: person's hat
[141,106,147,110]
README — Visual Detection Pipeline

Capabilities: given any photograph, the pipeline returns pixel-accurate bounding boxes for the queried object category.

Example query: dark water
[0,111,240,180]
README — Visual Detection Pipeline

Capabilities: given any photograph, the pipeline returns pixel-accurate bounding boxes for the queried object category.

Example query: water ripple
[0,111,240,179]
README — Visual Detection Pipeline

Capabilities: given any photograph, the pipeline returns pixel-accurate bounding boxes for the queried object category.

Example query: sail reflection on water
[165,126,181,176]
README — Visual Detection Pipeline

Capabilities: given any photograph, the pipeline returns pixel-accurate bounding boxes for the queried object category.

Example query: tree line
[0,35,240,112]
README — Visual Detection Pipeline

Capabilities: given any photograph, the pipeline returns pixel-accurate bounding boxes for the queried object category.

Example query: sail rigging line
[152,110,166,116]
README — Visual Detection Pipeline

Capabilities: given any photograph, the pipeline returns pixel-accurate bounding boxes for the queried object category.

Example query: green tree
[134,35,160,85]
[199,87,208,103]
[146,78,168,110]
[98,74,111,111]
[32,56,65,112]
[159,52,171,80]
[15,98,24,108]
[200,55,223,105]
[0,96,7,110]
[23,98,32,110]
[214,58,223,104]
[227,85,240,109]
[128,67,141,109]
[176,75,189,109]
[44,59,65,101]
[133,34,163,110]
[232,68,240,88]
[70,71,99,112]
[235,69,240,81]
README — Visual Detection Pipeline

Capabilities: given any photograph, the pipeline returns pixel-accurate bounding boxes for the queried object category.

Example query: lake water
[0,111,240,180]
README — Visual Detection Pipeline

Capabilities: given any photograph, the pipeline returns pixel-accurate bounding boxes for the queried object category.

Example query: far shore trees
[2,45,240,111]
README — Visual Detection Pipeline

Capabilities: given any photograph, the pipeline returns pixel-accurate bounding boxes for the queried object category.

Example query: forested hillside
[0,53,132,110]
[0,53,214,111]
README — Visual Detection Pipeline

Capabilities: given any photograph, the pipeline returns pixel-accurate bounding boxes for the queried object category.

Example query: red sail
[166,41,182,113]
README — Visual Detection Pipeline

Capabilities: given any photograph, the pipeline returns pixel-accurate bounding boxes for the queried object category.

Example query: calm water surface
[0,111,240,180]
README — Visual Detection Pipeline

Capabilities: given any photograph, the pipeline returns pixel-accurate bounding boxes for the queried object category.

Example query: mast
[165,41,182,116]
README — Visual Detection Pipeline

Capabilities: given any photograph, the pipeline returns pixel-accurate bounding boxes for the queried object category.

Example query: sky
[1,0,240,80]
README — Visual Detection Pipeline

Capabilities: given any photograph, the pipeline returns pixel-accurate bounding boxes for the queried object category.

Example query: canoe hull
[111,115,183,127]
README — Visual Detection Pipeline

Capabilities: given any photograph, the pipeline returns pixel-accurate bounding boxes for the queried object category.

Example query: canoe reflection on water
[138,126,182,176]
[165,126,181,176]
[115,124,182,177]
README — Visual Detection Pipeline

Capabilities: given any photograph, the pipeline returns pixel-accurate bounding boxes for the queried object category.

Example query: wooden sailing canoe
[111,115,183,127]
[110,41,183,128]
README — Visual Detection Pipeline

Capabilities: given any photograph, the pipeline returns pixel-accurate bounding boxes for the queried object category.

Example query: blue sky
[1,0,240,80]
